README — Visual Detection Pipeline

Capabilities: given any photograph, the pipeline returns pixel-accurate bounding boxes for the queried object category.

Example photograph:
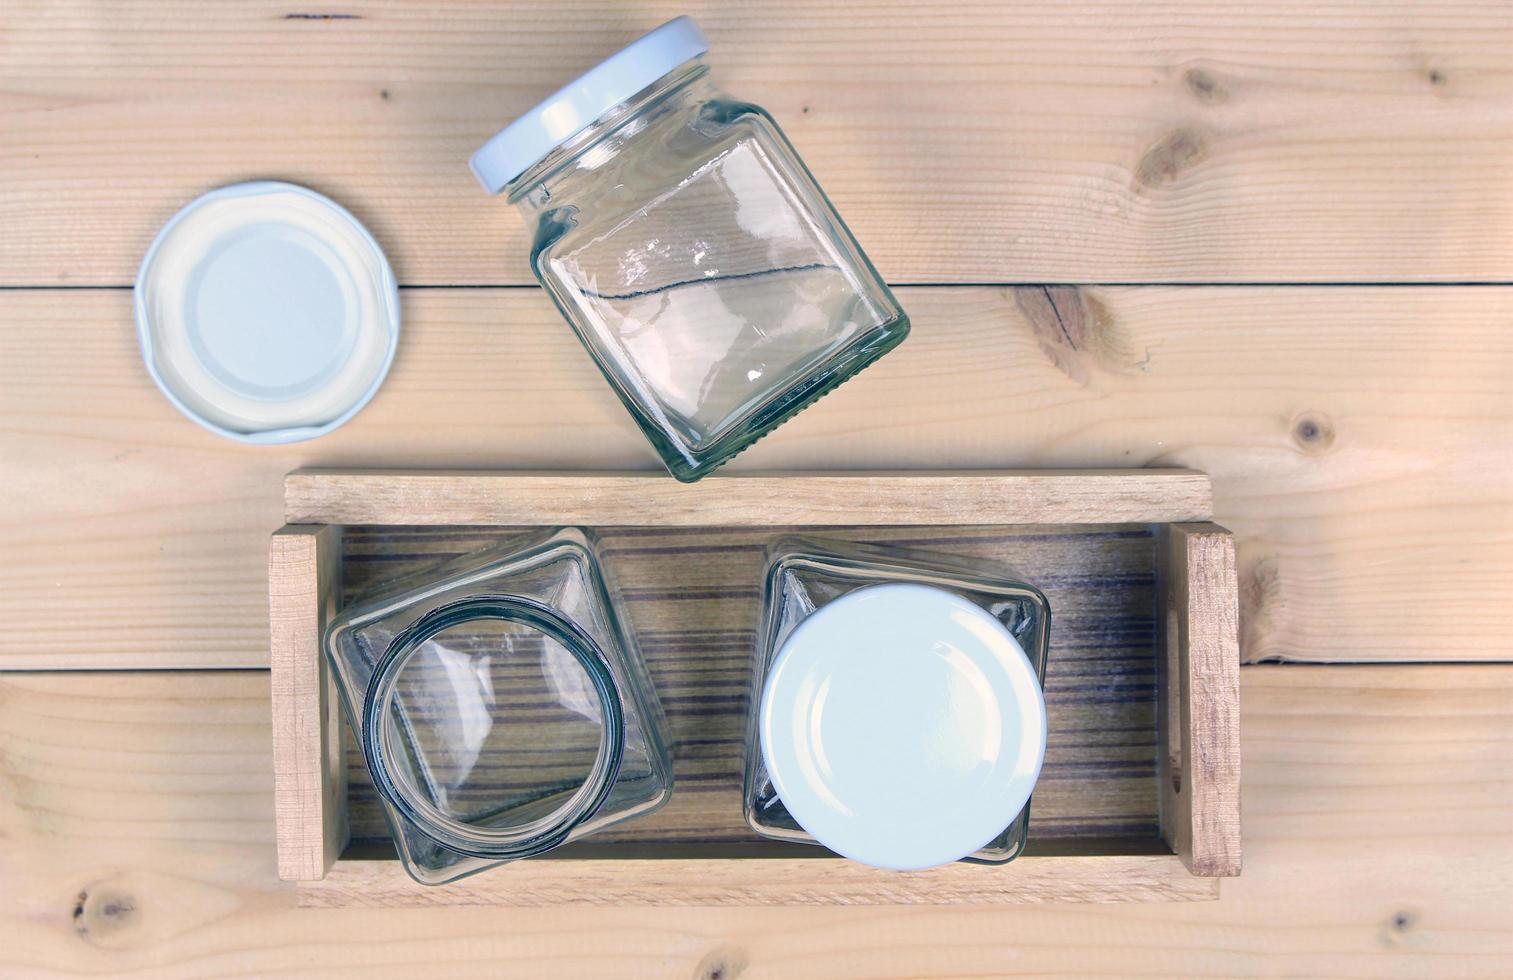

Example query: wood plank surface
[268,526,347,881]
[1,666,1507,975]
[333,524,1165,851]
[5,3,1510,974]
[5,2,1513,285]
[1157,524,1242,877]
[300,854,1213,908]
[286,469,1213,525]
[2,286,1507,668]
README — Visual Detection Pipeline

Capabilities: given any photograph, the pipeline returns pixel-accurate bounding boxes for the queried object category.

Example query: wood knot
[694,947,748,980]
[1240,554,1282,661]
[1382,908,1418,947]
[1015,285,1091,385]
[72,886,137,944]
[1184,68,1228,104]
[1135,128,1206,189]
[1290,411,1336,454]
[1013,286,1140,384]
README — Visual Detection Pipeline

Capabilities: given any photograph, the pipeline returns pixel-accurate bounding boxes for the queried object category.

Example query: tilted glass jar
[325,528,672,885]
[470,17,909,481]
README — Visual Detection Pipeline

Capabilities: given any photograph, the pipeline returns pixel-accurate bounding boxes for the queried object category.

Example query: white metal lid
[134,181,400,444]
[760,583,1048,870]
[469,16,710,194]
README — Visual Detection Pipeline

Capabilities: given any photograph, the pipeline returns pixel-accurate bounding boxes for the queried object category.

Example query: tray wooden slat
[297,854,1216,908]
[1159,524,1242,876]
[285,469,1213,527]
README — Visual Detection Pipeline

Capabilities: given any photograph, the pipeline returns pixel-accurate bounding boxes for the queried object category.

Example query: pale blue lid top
[470,16,709,194]
[134,182,400,444]
[760,583,1048,870]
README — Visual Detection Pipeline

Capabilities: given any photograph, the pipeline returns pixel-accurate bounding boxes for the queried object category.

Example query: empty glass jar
[743,537,1051,869]
[325,528,672,884]
[470,17,909,481]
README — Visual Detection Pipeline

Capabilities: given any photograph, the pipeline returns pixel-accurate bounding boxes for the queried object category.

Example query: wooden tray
[270,470,1239,906]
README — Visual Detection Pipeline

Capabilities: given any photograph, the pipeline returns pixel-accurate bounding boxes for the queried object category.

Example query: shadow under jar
[470,17,909,481]
[324,528,672,885]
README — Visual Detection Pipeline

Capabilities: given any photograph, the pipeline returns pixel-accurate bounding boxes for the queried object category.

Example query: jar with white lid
[470,17,909,482]
[743,537,1051,870]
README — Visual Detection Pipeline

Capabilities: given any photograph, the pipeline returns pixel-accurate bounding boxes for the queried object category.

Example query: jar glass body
[742,536,1051,864]
[325,527,672,885]
[508,64,909,481]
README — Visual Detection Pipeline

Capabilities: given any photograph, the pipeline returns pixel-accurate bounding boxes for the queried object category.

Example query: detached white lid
[470,16,709,194]
[134,181,400,444]
[760,583,1047,870]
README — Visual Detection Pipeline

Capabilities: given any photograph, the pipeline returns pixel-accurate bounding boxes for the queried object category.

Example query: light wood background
[1,2,1510,976]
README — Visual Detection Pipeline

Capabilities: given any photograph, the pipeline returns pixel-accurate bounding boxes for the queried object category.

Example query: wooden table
[2,3,1510,975]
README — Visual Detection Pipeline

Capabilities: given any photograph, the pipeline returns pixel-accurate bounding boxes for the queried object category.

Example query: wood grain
[331,524,1165,854]
[286,469,1213,525]
[1158,523,1242,877]
[298,854,1213,907]
[1,667,1507,975]
[2,2,1507,971]
[2,285,1507,669]
[268,526,347,881]
[5,3,1513,284]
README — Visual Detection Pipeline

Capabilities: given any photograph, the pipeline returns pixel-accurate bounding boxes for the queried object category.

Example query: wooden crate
[270,470,1239,907]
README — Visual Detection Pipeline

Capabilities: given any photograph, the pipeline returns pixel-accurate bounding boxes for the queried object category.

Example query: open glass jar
[470,17,909,481]
[325,528,672,885]
[743,537,1051,869]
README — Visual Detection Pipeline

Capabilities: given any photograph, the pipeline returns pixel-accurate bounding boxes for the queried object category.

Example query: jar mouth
[361,594,625,860]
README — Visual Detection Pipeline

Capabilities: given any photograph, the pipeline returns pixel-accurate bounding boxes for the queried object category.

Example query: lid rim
[134,180,400,445]
[469,16,710,194]
[759,583,1048,870]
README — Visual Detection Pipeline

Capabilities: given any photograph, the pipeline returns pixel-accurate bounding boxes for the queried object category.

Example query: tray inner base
[336,524,1162,859]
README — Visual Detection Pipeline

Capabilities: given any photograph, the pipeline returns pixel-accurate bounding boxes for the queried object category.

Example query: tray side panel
[1159,522,1242,876]
[270,525,347,881]
[298,854,1216,907]
[285,470,1213,527]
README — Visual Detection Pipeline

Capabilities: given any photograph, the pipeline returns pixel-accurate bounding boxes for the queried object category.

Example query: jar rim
[361,594,625,860]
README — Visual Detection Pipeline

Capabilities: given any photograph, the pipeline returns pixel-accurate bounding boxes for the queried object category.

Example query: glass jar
[742,537,1051,869]
[325,528,672,884]
[470,18,910,482]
